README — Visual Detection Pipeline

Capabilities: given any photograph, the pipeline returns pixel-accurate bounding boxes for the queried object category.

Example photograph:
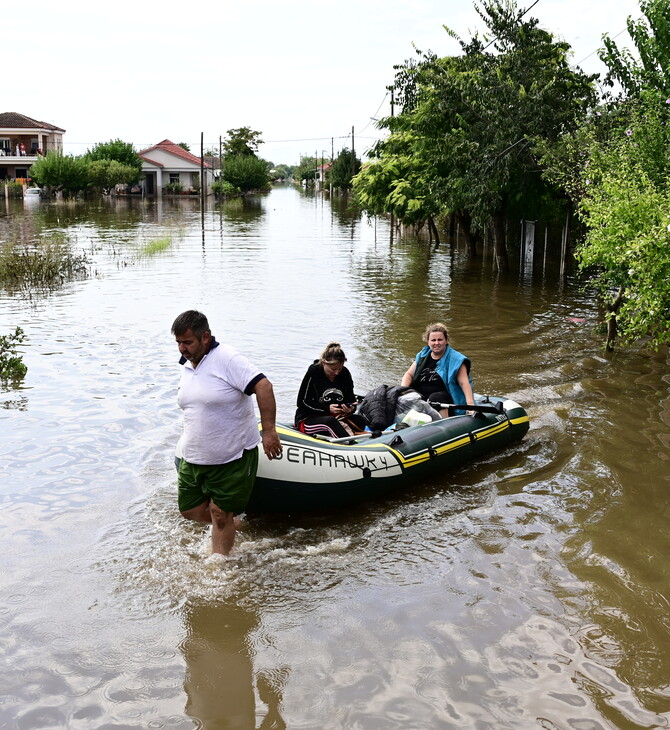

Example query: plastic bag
[394,391,441,422]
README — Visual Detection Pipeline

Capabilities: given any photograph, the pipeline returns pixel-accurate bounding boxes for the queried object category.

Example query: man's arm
[253,377,283,460]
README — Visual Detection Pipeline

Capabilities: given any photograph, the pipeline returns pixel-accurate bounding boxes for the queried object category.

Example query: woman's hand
[330,403,353,417]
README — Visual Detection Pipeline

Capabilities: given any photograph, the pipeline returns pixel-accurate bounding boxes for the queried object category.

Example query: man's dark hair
[171,310,210,337]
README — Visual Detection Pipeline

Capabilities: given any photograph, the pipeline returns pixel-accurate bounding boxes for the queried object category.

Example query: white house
[138,139,212,197]
[0,111,65,182]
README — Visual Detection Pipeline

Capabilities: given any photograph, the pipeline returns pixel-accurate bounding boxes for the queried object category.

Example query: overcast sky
[9,0,641,166]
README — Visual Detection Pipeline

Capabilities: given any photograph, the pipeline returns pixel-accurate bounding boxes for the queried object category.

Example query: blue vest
[413,345,473,414]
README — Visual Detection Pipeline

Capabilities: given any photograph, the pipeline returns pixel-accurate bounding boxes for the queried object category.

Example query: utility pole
[389,90,395,243]
[219,135,223,194]
[200,131,205,207]
[351,126,355,180]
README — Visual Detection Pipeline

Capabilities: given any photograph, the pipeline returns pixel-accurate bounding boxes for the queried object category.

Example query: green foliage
[0,233,89,293]
[3,180,24,198]
[138,235,173,257]
[353,133,438,224]
[222,127,263,158]
[221,155,270,192]
[269,164,292,181]
[86,139,142,173]
[165,181,184,195]
[355,0,596,257]
[212,179,240,196]
[599,0,670,98]
[576,97,670,349]
[88,159,140,193]
[294,156,318,182]
[29,151,89,195]
[329,148,361,189]
[0,327,27,384]
[177,142,191,152]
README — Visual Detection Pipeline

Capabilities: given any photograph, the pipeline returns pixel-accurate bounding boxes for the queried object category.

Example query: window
[169,173,180,184]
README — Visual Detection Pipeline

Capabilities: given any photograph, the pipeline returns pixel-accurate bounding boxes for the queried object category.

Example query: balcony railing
[0,151,41,160]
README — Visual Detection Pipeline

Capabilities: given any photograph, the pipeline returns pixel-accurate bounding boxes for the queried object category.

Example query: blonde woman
[401,323,474,415]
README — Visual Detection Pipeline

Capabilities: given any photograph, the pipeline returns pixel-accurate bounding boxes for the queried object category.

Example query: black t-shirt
[415,357,448,399]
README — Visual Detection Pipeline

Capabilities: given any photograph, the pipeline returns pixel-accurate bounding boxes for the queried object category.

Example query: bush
[165,181,183,195]
[0,327,27,384]
[221,155,271,192]
[212,179,240,197]
[29,151,89,195]
[2,181,24,198]
[0,234,89,293]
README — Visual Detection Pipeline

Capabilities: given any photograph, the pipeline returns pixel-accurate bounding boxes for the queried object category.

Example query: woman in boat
[401,323,475,416]
[295,342,367,438]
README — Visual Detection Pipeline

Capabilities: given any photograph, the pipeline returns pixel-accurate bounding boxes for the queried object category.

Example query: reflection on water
[1,186,669,728]
[182,601,286,729]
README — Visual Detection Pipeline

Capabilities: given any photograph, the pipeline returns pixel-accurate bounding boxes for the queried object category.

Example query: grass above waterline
[138,235,173,257]
[0,234,89,292]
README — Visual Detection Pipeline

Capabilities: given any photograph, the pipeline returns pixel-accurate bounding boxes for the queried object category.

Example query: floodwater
[1,185,669,729]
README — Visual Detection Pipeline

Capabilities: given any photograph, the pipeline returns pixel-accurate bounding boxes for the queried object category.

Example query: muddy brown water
[1,186,669,729]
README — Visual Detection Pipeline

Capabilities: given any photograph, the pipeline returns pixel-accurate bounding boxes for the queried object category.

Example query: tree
[294,156,318,182]
[86,139,142,174]
[222,127,263,158]
[88,159,140,194]
[599,0,670,98]
[221,155,270,192]
[363,0,597,267]
[544,1,670,350]
[575,98,670,350]
[352,132,443,241]
[29,151,89,195]
[329,148,361,190]
[269,164,292,181]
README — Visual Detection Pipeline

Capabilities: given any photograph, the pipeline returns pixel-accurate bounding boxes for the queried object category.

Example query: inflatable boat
[242,393,529,512]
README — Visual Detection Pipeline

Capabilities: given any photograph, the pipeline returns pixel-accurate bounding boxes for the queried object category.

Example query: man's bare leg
[181,501,238,555]
[208,502,236,555]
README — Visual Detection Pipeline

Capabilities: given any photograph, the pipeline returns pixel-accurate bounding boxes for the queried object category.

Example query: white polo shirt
[177,341,263,465]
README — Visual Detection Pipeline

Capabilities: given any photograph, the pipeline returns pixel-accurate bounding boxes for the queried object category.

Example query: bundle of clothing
[357,385,441,432]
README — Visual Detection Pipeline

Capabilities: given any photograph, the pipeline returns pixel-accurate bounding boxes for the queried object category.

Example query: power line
[574,16,641,68]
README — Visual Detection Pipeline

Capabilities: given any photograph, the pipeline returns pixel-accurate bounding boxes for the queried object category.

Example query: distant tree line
[28,128,281,198]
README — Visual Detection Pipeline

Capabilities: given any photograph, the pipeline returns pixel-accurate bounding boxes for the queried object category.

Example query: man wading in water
[172,310,282,556]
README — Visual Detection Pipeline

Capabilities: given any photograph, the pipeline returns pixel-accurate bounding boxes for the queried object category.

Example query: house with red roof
[138,139,212,197]
[0,112,65,181]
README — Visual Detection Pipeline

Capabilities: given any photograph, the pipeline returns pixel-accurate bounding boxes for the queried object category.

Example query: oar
[431,401,505,415]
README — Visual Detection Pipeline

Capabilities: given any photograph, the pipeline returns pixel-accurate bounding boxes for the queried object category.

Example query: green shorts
[177,447,259,514]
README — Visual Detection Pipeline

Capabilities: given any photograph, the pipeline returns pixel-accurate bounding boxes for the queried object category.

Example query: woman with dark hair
[295,342,367,438]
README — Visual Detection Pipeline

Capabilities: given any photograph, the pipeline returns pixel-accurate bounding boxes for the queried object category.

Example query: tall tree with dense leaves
[329,148,361,190]
[86,139,142,174]
[361,0,597,269]
[29,151,89,196]
[222,128,263,158]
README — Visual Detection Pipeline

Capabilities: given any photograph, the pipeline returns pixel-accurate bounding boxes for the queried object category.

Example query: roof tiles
[0,112,65,132]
